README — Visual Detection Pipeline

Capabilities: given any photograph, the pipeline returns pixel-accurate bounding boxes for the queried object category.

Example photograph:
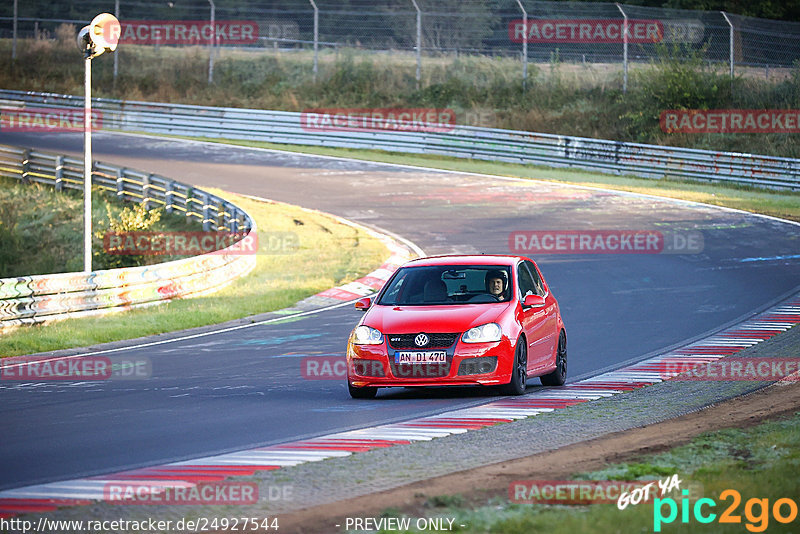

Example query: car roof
[403,254,526,267]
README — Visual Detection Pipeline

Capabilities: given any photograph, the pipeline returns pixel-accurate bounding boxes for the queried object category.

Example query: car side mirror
[523,294,545,308]
[354,297,372,311]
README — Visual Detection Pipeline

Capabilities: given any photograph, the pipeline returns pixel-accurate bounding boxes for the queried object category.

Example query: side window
[524,260,545,296]
[517,262,536,298]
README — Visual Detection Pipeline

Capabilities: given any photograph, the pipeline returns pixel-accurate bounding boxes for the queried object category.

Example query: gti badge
[414,333,429,347]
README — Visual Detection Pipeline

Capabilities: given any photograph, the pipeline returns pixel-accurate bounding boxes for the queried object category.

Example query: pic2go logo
[654,489,799,532]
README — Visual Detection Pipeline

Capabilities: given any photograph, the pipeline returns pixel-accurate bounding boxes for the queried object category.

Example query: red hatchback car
[346,255,567,398]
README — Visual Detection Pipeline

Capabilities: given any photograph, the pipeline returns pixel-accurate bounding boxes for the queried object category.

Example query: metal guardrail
[1,90,797,190]
[0,143,256,330]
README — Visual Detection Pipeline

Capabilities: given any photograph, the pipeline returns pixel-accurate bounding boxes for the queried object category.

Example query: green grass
[0,176,199,277]
[372,413,800,533]
[167,136,800,223]
[0,189,389,358]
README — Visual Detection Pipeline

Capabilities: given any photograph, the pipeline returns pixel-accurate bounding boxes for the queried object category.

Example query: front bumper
[346,336,515,388]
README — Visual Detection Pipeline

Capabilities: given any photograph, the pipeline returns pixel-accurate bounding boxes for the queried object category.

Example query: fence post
[515,0,528,90]
[207,0,216,84]
[721,11,734,82]
[12,0,18,60]
[616,3,628,93]
[410,0,421,89]
[309,0,319,82]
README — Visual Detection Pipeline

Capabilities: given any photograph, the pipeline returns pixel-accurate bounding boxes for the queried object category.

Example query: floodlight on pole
[78,13,120,273]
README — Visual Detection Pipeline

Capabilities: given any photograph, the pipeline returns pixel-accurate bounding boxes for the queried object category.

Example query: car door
[516,261,549,370]
[525,260,559,364]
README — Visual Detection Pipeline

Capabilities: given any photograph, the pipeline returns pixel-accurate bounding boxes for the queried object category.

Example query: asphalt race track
[1,131,798,492]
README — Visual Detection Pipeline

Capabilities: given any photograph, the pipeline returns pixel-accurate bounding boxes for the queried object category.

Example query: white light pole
[84,51,92,273]
[78,13,120,273]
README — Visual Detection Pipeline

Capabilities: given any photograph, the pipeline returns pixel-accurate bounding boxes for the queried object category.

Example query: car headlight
[462,322,502,343]
[352,325,384,345]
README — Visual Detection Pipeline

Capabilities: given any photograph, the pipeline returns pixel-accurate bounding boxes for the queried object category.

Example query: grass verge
[166,135,800,223]
[2,37,799,157]
[0,175,200,277]
[0,188,389,358]
[385,412,800,533]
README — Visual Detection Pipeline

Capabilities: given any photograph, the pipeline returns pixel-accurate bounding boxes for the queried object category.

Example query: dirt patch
[280,379,800,533]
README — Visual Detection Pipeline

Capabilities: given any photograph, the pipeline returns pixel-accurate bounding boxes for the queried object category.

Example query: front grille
[387,333,459,349]
[389,360,452,379]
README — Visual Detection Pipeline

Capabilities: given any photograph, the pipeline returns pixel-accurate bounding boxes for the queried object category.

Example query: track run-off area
[0,130,799,522]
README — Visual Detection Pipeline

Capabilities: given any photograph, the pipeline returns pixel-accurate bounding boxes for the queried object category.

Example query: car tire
[541,330,567,386]
[348,382,378,399]
[500,337,527,396]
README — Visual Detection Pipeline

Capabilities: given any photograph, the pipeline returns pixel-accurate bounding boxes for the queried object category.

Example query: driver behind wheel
[485,269,508,301]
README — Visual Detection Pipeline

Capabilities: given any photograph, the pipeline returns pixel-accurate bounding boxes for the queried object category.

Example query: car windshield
[377,265,513,306]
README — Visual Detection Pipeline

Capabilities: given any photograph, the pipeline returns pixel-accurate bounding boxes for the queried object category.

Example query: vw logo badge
[414,333,429,347]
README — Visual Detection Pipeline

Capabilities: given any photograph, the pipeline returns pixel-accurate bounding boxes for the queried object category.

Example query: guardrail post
[202,193,211,231]
[21,149,30,184]
[229,208,239,232]
[142,173,152,210]
[616,3,628,93]
[216,200,224,230]
[55,155,64,191]
[116,168,125,199]
[185,187,194,222]
[165,180,174,213]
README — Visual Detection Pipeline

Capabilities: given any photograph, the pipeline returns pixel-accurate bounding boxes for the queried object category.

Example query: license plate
[394,351,447,364]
